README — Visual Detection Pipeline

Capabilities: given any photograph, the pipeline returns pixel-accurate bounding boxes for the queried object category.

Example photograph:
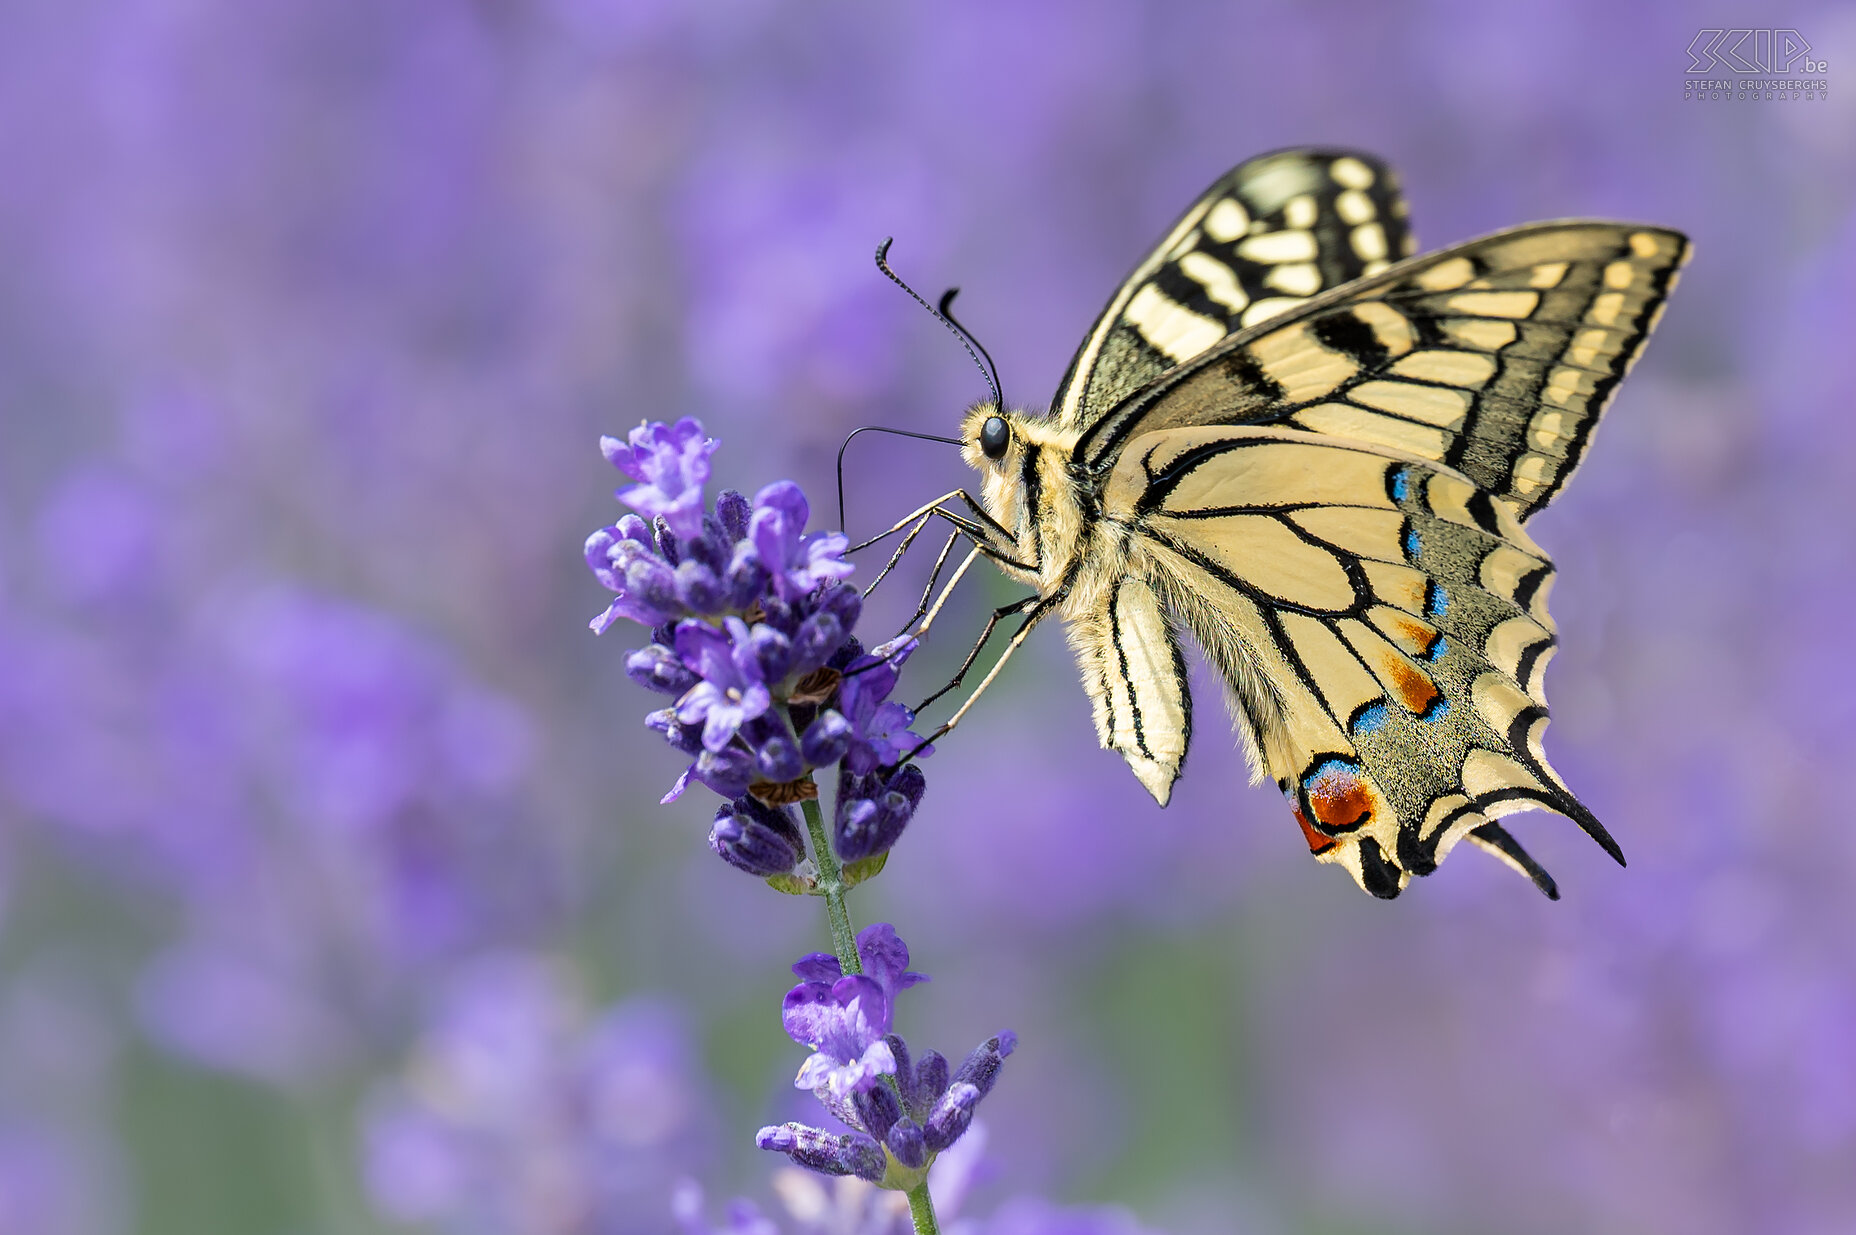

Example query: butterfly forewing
[1050,149,1414,433]
[1075,222,1690,521]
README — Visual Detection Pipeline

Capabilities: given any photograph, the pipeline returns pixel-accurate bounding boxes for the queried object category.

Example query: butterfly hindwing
[1051,149,1414,433]
[1075,222,1690,521]
[1067,575,1193,807]
[1099,426,1616,898]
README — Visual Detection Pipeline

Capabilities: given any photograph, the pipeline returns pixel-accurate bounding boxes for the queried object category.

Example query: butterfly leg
[889,529,965,632]
[847,490,972,554]
[860,512,937,601]
[912,545,981,639]
[896,593,1060,762]
[913,593,1040,711]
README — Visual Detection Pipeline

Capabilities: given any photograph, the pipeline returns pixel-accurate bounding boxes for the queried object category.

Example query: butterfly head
[958,403,1086,583]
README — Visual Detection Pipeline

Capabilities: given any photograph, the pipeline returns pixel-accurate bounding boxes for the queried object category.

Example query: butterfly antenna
[936,287,1005,413]
[836,426,963,532]
[874,238,1003,409]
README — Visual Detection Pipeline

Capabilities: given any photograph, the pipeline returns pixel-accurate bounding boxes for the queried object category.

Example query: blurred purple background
[0,2,1852,1232]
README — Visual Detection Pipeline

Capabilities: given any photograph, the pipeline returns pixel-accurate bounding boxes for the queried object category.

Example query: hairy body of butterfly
[924,148,1688,899]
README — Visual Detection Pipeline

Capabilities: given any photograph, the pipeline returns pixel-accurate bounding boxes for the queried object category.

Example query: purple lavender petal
[782,974,897,1096]
[609,420,719,541]
[790,953,842,984]
[854,924,929,1004]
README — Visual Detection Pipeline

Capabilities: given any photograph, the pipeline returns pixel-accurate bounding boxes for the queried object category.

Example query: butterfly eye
[979,415,1011,460]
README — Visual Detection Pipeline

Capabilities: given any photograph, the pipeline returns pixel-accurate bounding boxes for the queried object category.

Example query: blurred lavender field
[1,2,1853,1232]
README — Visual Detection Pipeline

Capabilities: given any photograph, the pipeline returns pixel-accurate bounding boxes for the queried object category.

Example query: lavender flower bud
[623,552,680,619]
[833,763,912,862]
[758,595,799,637]
[755,1124,886,1183]
[733,795,804,852]
[790,612,844,675]
[885,1033,916,1109]
[653,516,682,565]
[814,582,863,633]
[615,512,653,544]
[692,746,754,798]
[746,624,793,683]
[827,635,864,671]
[716,488,751,542]
[687,515,731,573]
[674,559,725,613]
[923,1083,979,1152]
[626,644,698,696]
[800,709,851,766]
[887,763,927,812]
[851,1080,901,1143]
[725,542,768,610]
[646,707,704,755]
[950,1031,1017,1100]
[910,1050,949,1122]
[755,729,804,784]
[886,1118,927,1170]
[833,798,882,864]
[709,809,799,877]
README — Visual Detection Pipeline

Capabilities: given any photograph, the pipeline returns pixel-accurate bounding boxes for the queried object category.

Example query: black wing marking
[1050,148,1414,433]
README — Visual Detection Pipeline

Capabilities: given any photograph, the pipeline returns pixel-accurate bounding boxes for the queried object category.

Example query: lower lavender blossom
[761,926,1011,1188]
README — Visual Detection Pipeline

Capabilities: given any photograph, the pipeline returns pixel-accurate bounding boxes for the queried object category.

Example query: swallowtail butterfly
[917,148,1687,899]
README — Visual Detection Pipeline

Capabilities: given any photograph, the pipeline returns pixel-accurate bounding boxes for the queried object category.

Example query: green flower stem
[907,1180,941,1235]
[799,792,861,975]
[799,785,938,1235]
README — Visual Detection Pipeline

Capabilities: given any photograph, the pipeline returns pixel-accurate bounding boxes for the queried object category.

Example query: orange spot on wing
[1385,656,1440,713]
[1291,803,1340,854]
[1388,614,1437,654]
[1303,761,1378,833]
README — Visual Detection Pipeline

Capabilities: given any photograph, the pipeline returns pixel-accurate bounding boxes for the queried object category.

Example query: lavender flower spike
[603,418,718,540]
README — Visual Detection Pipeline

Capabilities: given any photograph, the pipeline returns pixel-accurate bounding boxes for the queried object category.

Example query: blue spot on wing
[1418,696,1451,723]
[1351,702,1390,736]
[1390,468,1410,503]
[1426,635,1448,663]
[1425,583,1448,618]
[1404,528,1422,559]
